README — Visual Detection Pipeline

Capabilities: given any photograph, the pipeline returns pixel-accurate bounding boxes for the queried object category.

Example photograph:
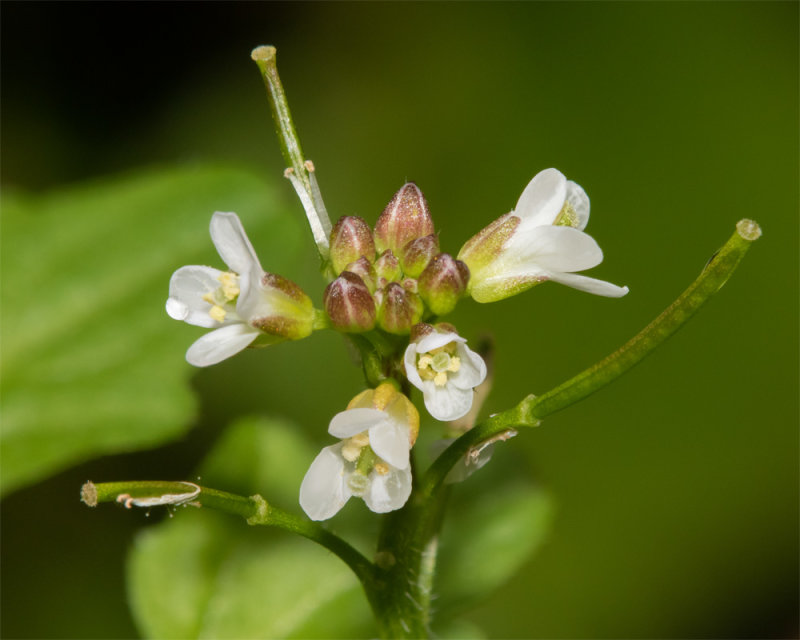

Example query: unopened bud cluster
[325,183,469,334]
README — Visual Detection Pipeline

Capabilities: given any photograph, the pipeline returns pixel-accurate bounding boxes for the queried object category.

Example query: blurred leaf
[0,165,304,495]
[199,415,317,510]
[128,416,374,639]
[435,482,553,614]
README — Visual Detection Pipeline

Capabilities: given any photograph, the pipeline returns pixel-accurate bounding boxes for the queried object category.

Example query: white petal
[546,272,630,297]
[514,168,567,229]
[423,384,475,422]
[167,265,227,328]
[450,343,488,391]
[369,420,410,469]
[210,212,263,275]
[565,180,590,231]
[185,323,260,367]
[403,344,425,389]
[416,331,464,354]
[512,225,603,273]
[363,466,412,513]
[328,408,387,438]
[299,445,350,521]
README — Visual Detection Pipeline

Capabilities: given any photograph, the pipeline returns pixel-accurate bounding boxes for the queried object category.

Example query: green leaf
[128,416,375,639]
[0,165,304,495]
[198,415,317,510]
[435,482,553,614]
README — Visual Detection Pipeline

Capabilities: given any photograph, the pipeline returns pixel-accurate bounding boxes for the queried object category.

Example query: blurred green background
[1,2,797,638]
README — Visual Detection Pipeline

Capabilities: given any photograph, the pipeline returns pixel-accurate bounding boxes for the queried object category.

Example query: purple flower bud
[400,233,440,279]
[417,253,470,316]
[330,216,376,275]
[376,282,424,335]
[343,256,378,293]
[323,272,377,332]
[374,183,435,256]
[375,249,403,283]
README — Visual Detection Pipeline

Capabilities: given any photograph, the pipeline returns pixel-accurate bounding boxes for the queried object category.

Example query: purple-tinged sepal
[323,272,377,332]
[400,233,440,279]
[376,282,424,334]
[330,216,376,275]
[374,183,435,255]
[417,253,469,316]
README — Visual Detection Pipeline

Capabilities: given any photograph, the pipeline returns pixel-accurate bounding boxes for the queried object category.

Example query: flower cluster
[167,168,627,520]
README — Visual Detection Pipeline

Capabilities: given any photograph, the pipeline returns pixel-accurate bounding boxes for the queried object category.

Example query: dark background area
[2,2,797,638]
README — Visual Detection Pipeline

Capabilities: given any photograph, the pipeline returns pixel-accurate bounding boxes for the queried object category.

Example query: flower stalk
[251,45,332,264]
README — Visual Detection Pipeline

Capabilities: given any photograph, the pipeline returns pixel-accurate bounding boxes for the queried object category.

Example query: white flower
[299,407,413,521]
[404,327,487,422]
[166,211,314,367]
[458,168,629,303]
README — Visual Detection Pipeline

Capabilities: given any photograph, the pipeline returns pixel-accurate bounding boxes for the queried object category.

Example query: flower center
[347,473,369,496]
[417,344,461,387]
[202,271,240,323]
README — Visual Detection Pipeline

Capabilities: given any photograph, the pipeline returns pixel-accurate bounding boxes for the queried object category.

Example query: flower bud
[376,282,424,335]
[323,272,376,332]
[418,253,469,316]
[343,256,377,293]
[374,249,403,283]
[374,183,435,255]
[347,381,420,446]
[249,273,315,340]
[399,233,439,279]
[330,216,376,275]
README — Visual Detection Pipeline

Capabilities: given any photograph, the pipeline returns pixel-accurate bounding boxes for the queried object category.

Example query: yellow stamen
[202,292,216,305]
[351,432,370,447]
[448,356,461,373]
[434,372,448,386]
[341,442,362,462]
[209,305,227,323]
[218,272,240,300]
[373,462,390,475]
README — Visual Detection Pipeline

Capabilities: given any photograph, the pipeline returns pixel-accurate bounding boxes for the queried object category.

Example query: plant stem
[81,480,374,587]
[251,45,332,264]
[423,219,762,497]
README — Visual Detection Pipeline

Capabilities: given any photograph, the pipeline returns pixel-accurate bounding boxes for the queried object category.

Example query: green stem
[424,218,762,497]
[81,480,374,587]
[251,45,332,263]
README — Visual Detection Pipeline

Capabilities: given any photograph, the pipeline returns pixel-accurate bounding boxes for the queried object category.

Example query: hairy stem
[81,480,374,587]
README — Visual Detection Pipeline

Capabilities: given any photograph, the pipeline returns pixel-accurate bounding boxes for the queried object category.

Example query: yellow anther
[209,305,227,323]
[351,432,370,447]
[448,356,461,373]
[218,272,240,300]
[374,462,390,475]
[202,292,216,305]
[434,372,448,386]
[417,355,433,370]
[341,442,362,462]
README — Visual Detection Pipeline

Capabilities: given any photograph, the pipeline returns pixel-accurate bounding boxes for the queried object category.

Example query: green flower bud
[330,216,376,275]
[249,273,316,340]
[375,249,403,283]
[343,256,378,293]
[376,282,424,335]
[400,233,440,279]
[418,253,469,316]
[323,272,376,332]
[374,183,435,255]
